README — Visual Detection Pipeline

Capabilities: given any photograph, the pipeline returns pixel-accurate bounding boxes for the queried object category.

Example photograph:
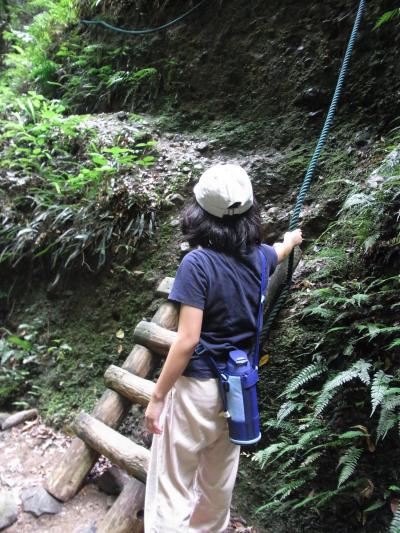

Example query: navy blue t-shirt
[168,244,278,378]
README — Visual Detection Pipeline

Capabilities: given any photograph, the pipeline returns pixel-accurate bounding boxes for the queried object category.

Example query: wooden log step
[133,321,176,356]
[155,277,174,298]
[97,477,145,533]
[72,412,149,482]
[104,365,154,406]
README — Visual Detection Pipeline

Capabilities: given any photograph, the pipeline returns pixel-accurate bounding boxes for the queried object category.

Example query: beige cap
[193,164,253,218]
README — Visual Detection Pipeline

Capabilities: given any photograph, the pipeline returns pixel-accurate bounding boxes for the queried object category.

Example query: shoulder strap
[253,246,267,369]
[201,245,268,374]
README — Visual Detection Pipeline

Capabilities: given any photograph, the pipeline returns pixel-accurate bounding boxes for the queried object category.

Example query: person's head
[182,164,261,254]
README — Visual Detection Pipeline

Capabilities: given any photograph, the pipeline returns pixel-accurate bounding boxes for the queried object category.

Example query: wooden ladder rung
[133,321,176,356]
[72,412,149,482]
[104,365,154,406]
[155,277,175,298]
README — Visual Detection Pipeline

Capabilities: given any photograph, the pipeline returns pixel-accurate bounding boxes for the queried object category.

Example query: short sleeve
[168,251,208,310]
[261,244,278,276]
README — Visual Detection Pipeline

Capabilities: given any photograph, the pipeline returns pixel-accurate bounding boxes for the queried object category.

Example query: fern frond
[283,362,327,395]
[253,442,286,468]
[375,8,400,30]
[377,408,398,440]
[341,192,372,212]
[276,401,299,423]
[337,447,362,487]
[255,499,281,514]
[273,479,306,501]
[324,360,371,392]
[384,396,400,412]
[292,488,334,510]
[315,361,371,415]
[314,388,337,416]
[371,371,392,415]
[346,293,370,307]
[302,305,335,320]
[390,504,400,533]
[388,338,400,349]
[301,451,323,467]
[298,429,326,447]
[265,419,298,434]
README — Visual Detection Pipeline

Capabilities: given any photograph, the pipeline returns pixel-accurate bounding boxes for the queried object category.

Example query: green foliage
[255,146,400,523]
[0,88,161,277]
[314,359,371,416]
[374,8,400,30]
[0,322,72,407]
[2,0,79,94]
[55,38,160,112]
[283,362,327,395]
[390,505,400,533]
[337,446,362,487]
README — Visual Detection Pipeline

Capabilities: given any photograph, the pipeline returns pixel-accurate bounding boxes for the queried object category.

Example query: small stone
[21,486,62,517]
[266,207,279,216]
[133,271,145,277]
[195,141,209,153]
[367,173,384,189]
[308,110,323,118]
[0,491,19,530]
[95,466,129,496]
[181,167,191,174]
[169,193,185,205]
[73,521,97,533]
[354,131,369,147]
[170,219,180,227]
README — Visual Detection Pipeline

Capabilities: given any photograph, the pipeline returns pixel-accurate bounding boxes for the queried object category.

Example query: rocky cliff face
[76,0,400,147]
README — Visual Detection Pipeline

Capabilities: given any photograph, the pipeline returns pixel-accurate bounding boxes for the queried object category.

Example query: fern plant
[337,446,363,487]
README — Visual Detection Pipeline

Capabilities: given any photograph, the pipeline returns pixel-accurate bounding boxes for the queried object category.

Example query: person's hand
[145,396,166,435]
[284,229,303,248]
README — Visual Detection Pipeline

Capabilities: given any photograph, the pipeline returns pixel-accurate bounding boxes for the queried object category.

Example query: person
[144,164,302,532]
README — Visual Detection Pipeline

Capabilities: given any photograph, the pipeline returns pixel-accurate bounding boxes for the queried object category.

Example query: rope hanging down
[81,0,208,35]
[261,0,366,345]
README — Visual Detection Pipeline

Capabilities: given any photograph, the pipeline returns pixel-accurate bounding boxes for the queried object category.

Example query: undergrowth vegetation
[1,0,400,531]
[255,140,400,530]
[0,88,159,281]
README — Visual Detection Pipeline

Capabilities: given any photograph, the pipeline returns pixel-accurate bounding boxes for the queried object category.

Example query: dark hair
[181,199,262,254]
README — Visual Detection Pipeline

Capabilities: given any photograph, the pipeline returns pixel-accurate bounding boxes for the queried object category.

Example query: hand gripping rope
[261,0,366,346]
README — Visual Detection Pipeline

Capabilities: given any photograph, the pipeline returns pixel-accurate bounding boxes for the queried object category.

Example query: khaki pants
[144,376,241,533]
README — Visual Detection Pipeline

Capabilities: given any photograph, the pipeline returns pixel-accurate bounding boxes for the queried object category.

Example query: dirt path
[0,416,255,532]
[0,418,112,532]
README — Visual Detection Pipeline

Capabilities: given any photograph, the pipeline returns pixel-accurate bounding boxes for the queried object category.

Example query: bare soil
[0,418,112,533]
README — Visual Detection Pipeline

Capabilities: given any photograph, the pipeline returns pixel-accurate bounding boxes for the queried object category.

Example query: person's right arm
[273,229,303,263]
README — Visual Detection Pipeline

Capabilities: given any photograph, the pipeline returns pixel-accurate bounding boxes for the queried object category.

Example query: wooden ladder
[46,276,178,533]
[45,252,300,532]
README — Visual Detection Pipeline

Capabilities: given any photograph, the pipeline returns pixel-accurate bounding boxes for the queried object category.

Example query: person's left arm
[144,304,203,435]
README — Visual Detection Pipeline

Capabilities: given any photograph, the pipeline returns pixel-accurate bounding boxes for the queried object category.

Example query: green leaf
[7,336,32,351]
[337,447,362,487]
